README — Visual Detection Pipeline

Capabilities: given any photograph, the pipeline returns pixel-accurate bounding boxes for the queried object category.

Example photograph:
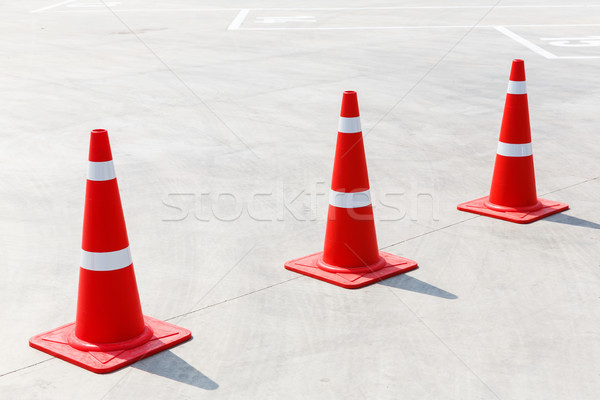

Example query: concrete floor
[1,0,599,399]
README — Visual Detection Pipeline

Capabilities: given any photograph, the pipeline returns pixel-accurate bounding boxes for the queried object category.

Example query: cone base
[285,251,418,289]
[457,196,569,223]
[29,315,191,374]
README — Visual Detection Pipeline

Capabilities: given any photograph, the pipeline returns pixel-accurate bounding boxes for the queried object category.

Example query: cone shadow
[133,349,218,390]
[544,213,600,230]
[378,274,458,299]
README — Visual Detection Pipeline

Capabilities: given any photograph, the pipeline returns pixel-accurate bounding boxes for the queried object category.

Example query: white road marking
[541,36,600,47]
[246,5,600,10]
[495,26,600,60]
[255,16,316,24]
[227,8,249,30]
[30,0,78,13]
[32,4,600,13]
[44,8,244,13]
[26,1,600,61]
[66,2,120,7]
[494,26,558,59]
[553,55,600,59]
[235,25,480,31]
[234,23,600,31]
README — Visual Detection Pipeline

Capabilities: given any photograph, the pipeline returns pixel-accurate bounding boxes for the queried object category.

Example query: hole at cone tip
[343,90,356,95]
[91,129,107,134]
[513,59,524,63]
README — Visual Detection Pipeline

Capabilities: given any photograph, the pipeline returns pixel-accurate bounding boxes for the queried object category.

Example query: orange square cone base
[457,196,569,223]
[29,315,191,373]
[285,251,418,289]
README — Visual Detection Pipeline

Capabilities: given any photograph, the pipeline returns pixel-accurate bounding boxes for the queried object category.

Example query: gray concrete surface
[1,0,599,399]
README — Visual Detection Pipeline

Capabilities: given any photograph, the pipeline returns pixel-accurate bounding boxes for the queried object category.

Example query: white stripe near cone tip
[338,117,362,134]
[81,246,132,271]
[329,189,371,208]
[497,142,533,157]
[507,80,527,94]
[88,160,116,181]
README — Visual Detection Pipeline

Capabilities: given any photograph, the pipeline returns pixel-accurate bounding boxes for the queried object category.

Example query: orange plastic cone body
[285,91,417,288]
[487,60,539,210]
[322,91,381,269]
[76,129,145,343]
[458,60,568,223]
[30,129,191,373]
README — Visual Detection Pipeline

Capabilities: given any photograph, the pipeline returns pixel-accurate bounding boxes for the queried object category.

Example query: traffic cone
[285,91,417,289]
[29,129,191,373]
[458,59,568,223]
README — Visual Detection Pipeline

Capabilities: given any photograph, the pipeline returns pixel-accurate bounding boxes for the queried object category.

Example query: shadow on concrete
[134,349,219,390]
[545,213,600,230]
[379,274,458,299]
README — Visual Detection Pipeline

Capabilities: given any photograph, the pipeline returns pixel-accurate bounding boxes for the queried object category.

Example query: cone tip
[509,59,526,81]
[88,129,113,162]
[340,90,360,118]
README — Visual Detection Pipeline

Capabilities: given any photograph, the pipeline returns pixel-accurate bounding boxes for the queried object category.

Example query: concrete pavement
[1,1,599,399]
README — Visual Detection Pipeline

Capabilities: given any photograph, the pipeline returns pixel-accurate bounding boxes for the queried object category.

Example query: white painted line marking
[228,9,249,30]
[232,23,600,31]
[494,26,557,59]
[44,8,246,13]
[554,55,600,59]
[256,16,316,24]
[66,2,120,7]
[541,36,600,47]
[257,4,600,10]
[34,5,600,13]
[238,25,479,31]
[498,24,600,27]
[33,4,600,13]
[31,0,77,13]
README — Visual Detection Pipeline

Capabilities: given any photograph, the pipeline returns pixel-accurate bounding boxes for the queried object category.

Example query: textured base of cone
[285,251,418,289]
[457,196,569,223]
[29,315,191,373]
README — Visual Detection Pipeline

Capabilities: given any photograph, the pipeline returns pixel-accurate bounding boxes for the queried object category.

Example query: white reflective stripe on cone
[329,189,371,208]
[87,160,116,181]
[338,117,362,133]
[507,80,527,94]
[81,247,132,271]
[496,142,533,157]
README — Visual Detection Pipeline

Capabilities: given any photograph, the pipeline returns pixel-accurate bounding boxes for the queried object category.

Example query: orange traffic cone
[458,59,568,223]
[285,91,417,288]
[30,129,191,373]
